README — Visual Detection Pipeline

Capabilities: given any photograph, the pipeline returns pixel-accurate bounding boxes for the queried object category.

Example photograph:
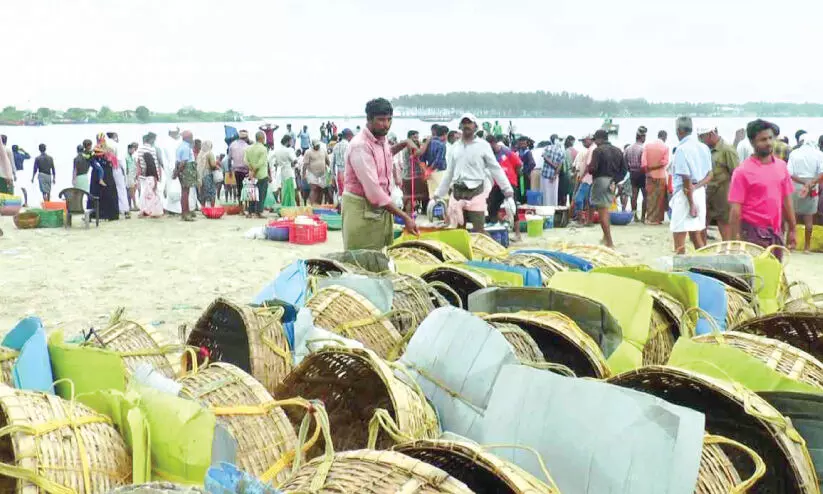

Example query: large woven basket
[693,331,823,391]
[388,240,468,263]
[0,385,132,494]
[470,233,508,260]
[107,483,205,494]
[304,258,354,278]
[184,298,292,394]
[279,449,473,493]
[13,211,40,229]
[503,253,566,286]
[784,293,823,314]
[83,317,179,379]
[731,313,823,364]
[643,288,683,366]
[386,246,442,266]
[487,322,546,365]
[393,439,558,493]
[0,346,18,387]
[273,347,439,456]
[421,265,494,310]
[696,241,791,303]
[608,366,819,493]
[548,242,630,267]
[696,434,766,494]
[484,312,610,378]
[385,273,445,336]
[304,285,403,360]
[177,362,299,483]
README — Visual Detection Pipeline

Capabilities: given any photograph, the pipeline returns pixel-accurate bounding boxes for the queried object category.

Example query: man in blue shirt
[297,125,311,152]
[422,125,448,198]
[11,145,30,171]
[670,116,712,253]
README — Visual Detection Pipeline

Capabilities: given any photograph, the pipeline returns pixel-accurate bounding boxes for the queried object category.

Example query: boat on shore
[420,114,457,123]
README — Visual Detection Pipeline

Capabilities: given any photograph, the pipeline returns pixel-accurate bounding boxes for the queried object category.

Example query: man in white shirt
[670,117,712,254]
[435,113,512,234]
[787,133,823,252]
[274,135,299,206]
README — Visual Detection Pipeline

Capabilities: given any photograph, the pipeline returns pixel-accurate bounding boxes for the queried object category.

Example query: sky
[5,0,823,116]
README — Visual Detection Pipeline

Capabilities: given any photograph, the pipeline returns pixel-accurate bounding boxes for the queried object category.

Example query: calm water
[3,116,821,205]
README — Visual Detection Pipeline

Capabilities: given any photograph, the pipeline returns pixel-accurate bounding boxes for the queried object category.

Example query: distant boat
[420,115,456,123]
[601,117,619,136]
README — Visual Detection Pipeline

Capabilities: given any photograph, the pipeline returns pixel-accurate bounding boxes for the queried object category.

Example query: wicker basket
[305,285,403,360]
[107,483,205,494]
[386,246,442,266]
[697,434,766,494]
[484,312,610,378]
[548,242,630,267]
[642,288,682,366]
[488,322,546,364]
[421,265,494,310]
[0,346,18,387]
[692,318,823,390]
[13,211,40,229]
[696,241,791,304]
[273,347,439,456]
[279,449,473,493]
[608,366,819,493]
[727,288,758,328]
[304,258,354,277]
[388,240,468,263]
[177,362,299,483]
[385,273,444,336]
[470,233,508,260]
[503,253,566,286]
[184,298,292,394]
[393,439,558,493]
[83,317,179,379]
[0,385,132,494]
[731,312,823,364]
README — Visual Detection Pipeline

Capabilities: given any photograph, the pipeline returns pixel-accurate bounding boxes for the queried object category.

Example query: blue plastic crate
[526,190,543,206]
[487,227,510,248]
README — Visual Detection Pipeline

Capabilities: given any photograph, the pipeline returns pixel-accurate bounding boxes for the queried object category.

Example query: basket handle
[764,244,790,266]
[680,306,723,339]
[782,281,813,311]
[367,408,415,449]
[179,346,209,377]
[526,361,577,378]
[704,434,766,493]
[483,443,561,493]
[426,281,463,309]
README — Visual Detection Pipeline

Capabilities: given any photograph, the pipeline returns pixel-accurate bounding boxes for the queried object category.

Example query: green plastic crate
[30,208,64,228]
[323,214,342,231]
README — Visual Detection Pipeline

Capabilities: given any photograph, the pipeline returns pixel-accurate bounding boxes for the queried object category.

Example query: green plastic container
[324,214,342,231]
[30,208,64,228]
[527,218,544,238]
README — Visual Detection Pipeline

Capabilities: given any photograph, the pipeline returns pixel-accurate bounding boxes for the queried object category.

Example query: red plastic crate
[289,221,328,244]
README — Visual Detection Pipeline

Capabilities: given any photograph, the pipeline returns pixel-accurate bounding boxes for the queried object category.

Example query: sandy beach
[2,214,822,341]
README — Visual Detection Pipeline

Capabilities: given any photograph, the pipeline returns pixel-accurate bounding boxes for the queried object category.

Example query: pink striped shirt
[344,126,393,207]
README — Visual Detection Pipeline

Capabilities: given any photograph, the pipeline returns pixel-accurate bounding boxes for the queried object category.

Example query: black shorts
[630,171,646,189]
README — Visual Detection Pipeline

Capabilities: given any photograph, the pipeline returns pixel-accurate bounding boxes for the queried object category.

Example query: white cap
[459,113,479,126]
[696,125,717,136]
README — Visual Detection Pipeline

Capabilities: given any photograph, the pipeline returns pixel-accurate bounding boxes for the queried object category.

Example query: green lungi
[342,192,393,251]
[281,177,296,207]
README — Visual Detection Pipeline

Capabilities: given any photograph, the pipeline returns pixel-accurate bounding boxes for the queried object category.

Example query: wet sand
[1,214,821,340]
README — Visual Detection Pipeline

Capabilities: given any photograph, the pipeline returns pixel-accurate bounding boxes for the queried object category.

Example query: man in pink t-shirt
[728,119,796,257]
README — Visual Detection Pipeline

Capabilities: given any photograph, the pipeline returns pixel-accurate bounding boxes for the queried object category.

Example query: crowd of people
[1,104,822,257]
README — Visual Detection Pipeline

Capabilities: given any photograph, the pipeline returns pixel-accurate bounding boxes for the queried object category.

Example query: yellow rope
[367,408,415,449]
[483,443,561,493]
[401,362,484,415]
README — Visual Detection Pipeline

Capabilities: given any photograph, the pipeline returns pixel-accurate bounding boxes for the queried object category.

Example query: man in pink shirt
[342,98,419,250]
[641,130,669,225]
[728,119,796,259]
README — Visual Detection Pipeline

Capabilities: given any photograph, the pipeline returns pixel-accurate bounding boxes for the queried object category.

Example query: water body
[2,116,820,206]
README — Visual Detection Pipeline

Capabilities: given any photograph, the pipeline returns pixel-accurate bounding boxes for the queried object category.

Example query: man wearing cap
[641,130,670,225]
[625,126,647,222]
[670,117,712,254]
[540,135,565,206]
[332,128,353,198]
[729,119,796,257]
[786,132,823,252]
[698,126,739,241]
[175,130,197,221]
[587,129,628,247]
[343,98,418,251]
[435,113,513,234]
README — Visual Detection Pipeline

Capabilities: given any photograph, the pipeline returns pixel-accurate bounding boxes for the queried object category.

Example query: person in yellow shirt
[244,131,270,218]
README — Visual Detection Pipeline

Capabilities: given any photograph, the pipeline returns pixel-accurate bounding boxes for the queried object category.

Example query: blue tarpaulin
[514,249,594,271]
[3,317,53,393]
[678,272,728,335]
[464,261,542,287]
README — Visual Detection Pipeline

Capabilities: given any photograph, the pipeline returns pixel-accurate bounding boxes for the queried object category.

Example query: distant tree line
[0,105,256,125]
[390,92,823,118]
